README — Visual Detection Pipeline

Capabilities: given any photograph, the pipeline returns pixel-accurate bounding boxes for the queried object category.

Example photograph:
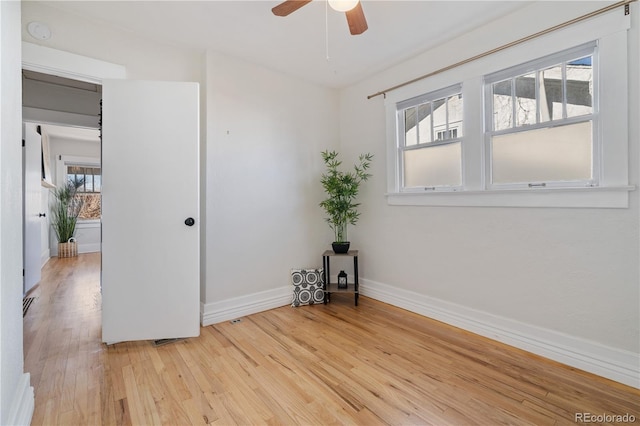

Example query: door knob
[38,213,46,217]
[184,217,195,227]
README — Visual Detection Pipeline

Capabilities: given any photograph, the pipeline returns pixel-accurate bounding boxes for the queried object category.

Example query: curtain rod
[367,0,635,100]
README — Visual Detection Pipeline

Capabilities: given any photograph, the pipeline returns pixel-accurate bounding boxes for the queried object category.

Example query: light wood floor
[24,253,639,425]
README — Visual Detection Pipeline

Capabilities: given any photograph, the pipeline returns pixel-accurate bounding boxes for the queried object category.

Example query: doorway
[22,70,102,297]
[22,45,201,345]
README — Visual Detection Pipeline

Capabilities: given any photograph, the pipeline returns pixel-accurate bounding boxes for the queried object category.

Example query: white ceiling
[41,124,100,142]
[32,0,532,88]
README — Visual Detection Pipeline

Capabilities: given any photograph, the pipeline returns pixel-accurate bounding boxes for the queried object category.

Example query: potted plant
[320,150,373,253]
[50,180,84,258]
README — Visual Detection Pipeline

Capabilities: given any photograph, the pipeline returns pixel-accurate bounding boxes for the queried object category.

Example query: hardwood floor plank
[25,254,640,425]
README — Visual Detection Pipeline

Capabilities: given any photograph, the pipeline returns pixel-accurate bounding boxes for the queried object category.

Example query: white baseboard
[6,373,34,426]
[201,286,292,326]
[361,278,640,389]
[198,279,639,388]
[78,243,101,254]
[50,243,101,256]
[40,248,50,267]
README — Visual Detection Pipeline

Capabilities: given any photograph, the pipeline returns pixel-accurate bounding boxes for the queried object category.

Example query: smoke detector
[27,22,51,40]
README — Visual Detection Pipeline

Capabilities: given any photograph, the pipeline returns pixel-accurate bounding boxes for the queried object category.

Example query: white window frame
[484,42,599,190]
[396,84,463,192]
[384,7,633,208]
[56,155,101,225]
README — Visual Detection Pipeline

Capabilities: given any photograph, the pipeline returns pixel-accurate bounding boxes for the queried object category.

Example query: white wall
[20,2,201,83]
[40,187,49,265]
[48,137,100,184]
[1,1,35,424]
[339,2,639,387]
[203,51,339,322]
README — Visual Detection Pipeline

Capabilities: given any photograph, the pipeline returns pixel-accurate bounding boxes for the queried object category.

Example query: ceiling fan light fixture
[328,0,359,13]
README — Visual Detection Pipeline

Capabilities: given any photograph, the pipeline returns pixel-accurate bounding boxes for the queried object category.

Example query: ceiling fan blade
[345,2,368,35]
[272,0,313,17]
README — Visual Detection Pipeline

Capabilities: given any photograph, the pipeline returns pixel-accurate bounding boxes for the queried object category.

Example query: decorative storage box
[291,268,324,307]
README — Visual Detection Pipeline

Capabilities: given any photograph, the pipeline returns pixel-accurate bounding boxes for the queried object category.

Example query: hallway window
[67,165,101,220]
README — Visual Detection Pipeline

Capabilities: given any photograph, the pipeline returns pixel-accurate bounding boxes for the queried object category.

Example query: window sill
[76,220,101,229]
[386,186,635,208]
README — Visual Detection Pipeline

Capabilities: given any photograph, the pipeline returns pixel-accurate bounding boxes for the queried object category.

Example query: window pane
[66,164,101,194]
[85,174,94,192]
[417,103,432,144]
[515,72,537,126]
[539,65,563,122]
[74,174,85,191]
[566,56,593,118]
[403,143,461,187]
[493,80,512,131]
[448,94,463,137]
[432,98,447,140]
[78,193,101,220]
[404,107,418,146]
[492,121,592,184]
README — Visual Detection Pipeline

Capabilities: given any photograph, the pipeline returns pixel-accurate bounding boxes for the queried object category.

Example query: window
[397,85,463,190]
[485,42,597,188]
[385,10,631,208]
[67,165,101,220]
[437,129,458,140]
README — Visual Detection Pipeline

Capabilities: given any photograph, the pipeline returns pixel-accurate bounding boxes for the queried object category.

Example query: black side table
[322,250,359,306]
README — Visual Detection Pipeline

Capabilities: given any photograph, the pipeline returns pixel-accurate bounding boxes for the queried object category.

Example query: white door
[101,80,200,344]
[23,123,43,295]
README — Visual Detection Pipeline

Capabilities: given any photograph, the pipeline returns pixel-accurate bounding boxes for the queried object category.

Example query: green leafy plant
[320,150,373,243]
[50,181,84,244]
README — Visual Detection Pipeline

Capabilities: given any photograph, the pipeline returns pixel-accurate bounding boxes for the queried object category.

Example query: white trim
[387,185,635,208]
[5,373,34,426]
[360,278,640,389]
[79,243,101,254]
[76,220,101,229]
[22,42,126,83]
[202,278,640,388]
[22,106,99,129]
[51,242,100,256]
[40,248,50,267]
[57,155,100,188]
[201,286,292,326]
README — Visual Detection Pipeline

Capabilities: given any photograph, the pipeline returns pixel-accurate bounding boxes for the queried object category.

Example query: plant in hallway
[320,150,373,253]
[50,180,84,258]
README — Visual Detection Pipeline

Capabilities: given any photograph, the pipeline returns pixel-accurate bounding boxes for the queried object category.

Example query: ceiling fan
[272,0,368,35]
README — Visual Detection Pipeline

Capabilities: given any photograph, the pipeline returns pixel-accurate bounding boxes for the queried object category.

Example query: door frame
[22,122,44,296]
[21,42,124,290]
[22,42,126,84]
